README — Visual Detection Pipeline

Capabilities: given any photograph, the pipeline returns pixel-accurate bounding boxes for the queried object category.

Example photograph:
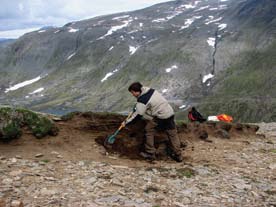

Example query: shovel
[104,112,133,146]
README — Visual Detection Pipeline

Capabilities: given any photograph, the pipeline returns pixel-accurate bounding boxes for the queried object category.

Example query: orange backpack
[216,114,233,122]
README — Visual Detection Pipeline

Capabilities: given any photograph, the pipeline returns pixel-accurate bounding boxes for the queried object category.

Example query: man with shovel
[122,82,183,162]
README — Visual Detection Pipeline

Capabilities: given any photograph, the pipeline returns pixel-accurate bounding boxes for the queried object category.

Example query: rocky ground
[0,113,275,207]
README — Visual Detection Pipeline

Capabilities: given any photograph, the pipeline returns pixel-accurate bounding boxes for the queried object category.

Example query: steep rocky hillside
[0,39,15,49]
[0,0,275,122]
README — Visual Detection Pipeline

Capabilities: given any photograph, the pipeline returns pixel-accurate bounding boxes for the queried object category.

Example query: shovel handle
[117,111,133,131]
[118,124,124,131]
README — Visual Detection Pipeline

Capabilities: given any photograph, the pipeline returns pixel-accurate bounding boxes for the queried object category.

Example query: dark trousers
[144,116,181,156]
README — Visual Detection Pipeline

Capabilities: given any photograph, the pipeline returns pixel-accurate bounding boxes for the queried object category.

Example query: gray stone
[9,170,23,177]
[35,154,44,158]
[10,200,23,207]
[15,155,22,159]
[11,158,17,163]
[87,177,97,185]
[95,195,124,204]
[0,156,6,160]
[40,188,57,196]
[216,129,230,139]
[268,163,276,170]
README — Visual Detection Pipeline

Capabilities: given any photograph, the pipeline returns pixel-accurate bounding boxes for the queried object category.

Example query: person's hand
[121,121,126,128]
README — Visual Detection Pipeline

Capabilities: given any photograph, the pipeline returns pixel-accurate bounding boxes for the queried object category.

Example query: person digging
[122,82,183,162]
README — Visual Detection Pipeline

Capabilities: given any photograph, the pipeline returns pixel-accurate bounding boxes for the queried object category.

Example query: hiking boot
[140,151,156,160]
[171,154,183,162]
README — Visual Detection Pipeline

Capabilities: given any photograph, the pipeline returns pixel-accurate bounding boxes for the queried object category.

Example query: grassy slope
[197,41,276,122]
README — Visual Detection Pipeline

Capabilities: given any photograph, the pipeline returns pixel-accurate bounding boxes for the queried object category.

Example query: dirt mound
[0,111,260,164]
[62,112,259,159]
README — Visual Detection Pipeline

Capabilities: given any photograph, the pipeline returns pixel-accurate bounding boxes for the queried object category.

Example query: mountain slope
[0,0,275,121]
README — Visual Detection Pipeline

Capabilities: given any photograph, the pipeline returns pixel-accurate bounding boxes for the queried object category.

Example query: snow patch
[219,5,228,10]
[68,27,79,33]
[38,30,46,33]
[179,104,186,109]
[202,73,214,83]
[178,3,197,9]
[54,30,60,33]
[98,19,132,40]
[5,76,42,93]
[162,89,168,93]
[207,37,216,48]
[139,23,143,27]
[194,1,201,5]
[129,46,139,55]
[166,1,201,20]
[180,16,202,30]
[205,17,222,25]
[165,65,178,73]
[101,69,119,82]
[67,52,76,60]
[112,15,130,20]
[108,46,114,51]
[128,30,138,34]
[152,18,166,23]
[218,23,227,30]
[146,38,158,44]
[166,11,183,20]
[195,5,210,11]
[29,87,44,95]
[154,2,200,23]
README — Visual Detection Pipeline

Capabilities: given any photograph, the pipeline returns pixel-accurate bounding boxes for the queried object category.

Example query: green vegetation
[0,107,58,141]
[2,121,22,140]
[41,159,50,163]
[176,167,196,178]
[175,120,187,126]
[217,45,276,96]
[271,149,276,153]
[200,41,276,122]
[17,109,56,138]
[61,111,79,121]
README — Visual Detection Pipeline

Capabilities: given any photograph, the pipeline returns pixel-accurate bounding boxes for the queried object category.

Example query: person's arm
[124,102,147,125]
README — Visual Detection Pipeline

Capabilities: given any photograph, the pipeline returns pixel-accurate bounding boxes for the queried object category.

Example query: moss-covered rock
[2,121,22,141]
[0,107,59,141]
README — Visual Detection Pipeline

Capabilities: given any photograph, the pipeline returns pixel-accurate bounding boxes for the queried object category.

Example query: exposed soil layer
[0,112,260,165]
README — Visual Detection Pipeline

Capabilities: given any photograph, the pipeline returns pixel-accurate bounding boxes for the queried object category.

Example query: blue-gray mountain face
[0,0,275,121]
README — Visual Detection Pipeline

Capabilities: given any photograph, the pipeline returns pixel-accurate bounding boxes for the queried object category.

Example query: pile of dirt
[0,111,260,163]
[63,112,259,159]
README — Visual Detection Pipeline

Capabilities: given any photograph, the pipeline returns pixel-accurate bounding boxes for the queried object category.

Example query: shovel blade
[107,134,116,144]
[104,128,122,147]
[104,134,116,147]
